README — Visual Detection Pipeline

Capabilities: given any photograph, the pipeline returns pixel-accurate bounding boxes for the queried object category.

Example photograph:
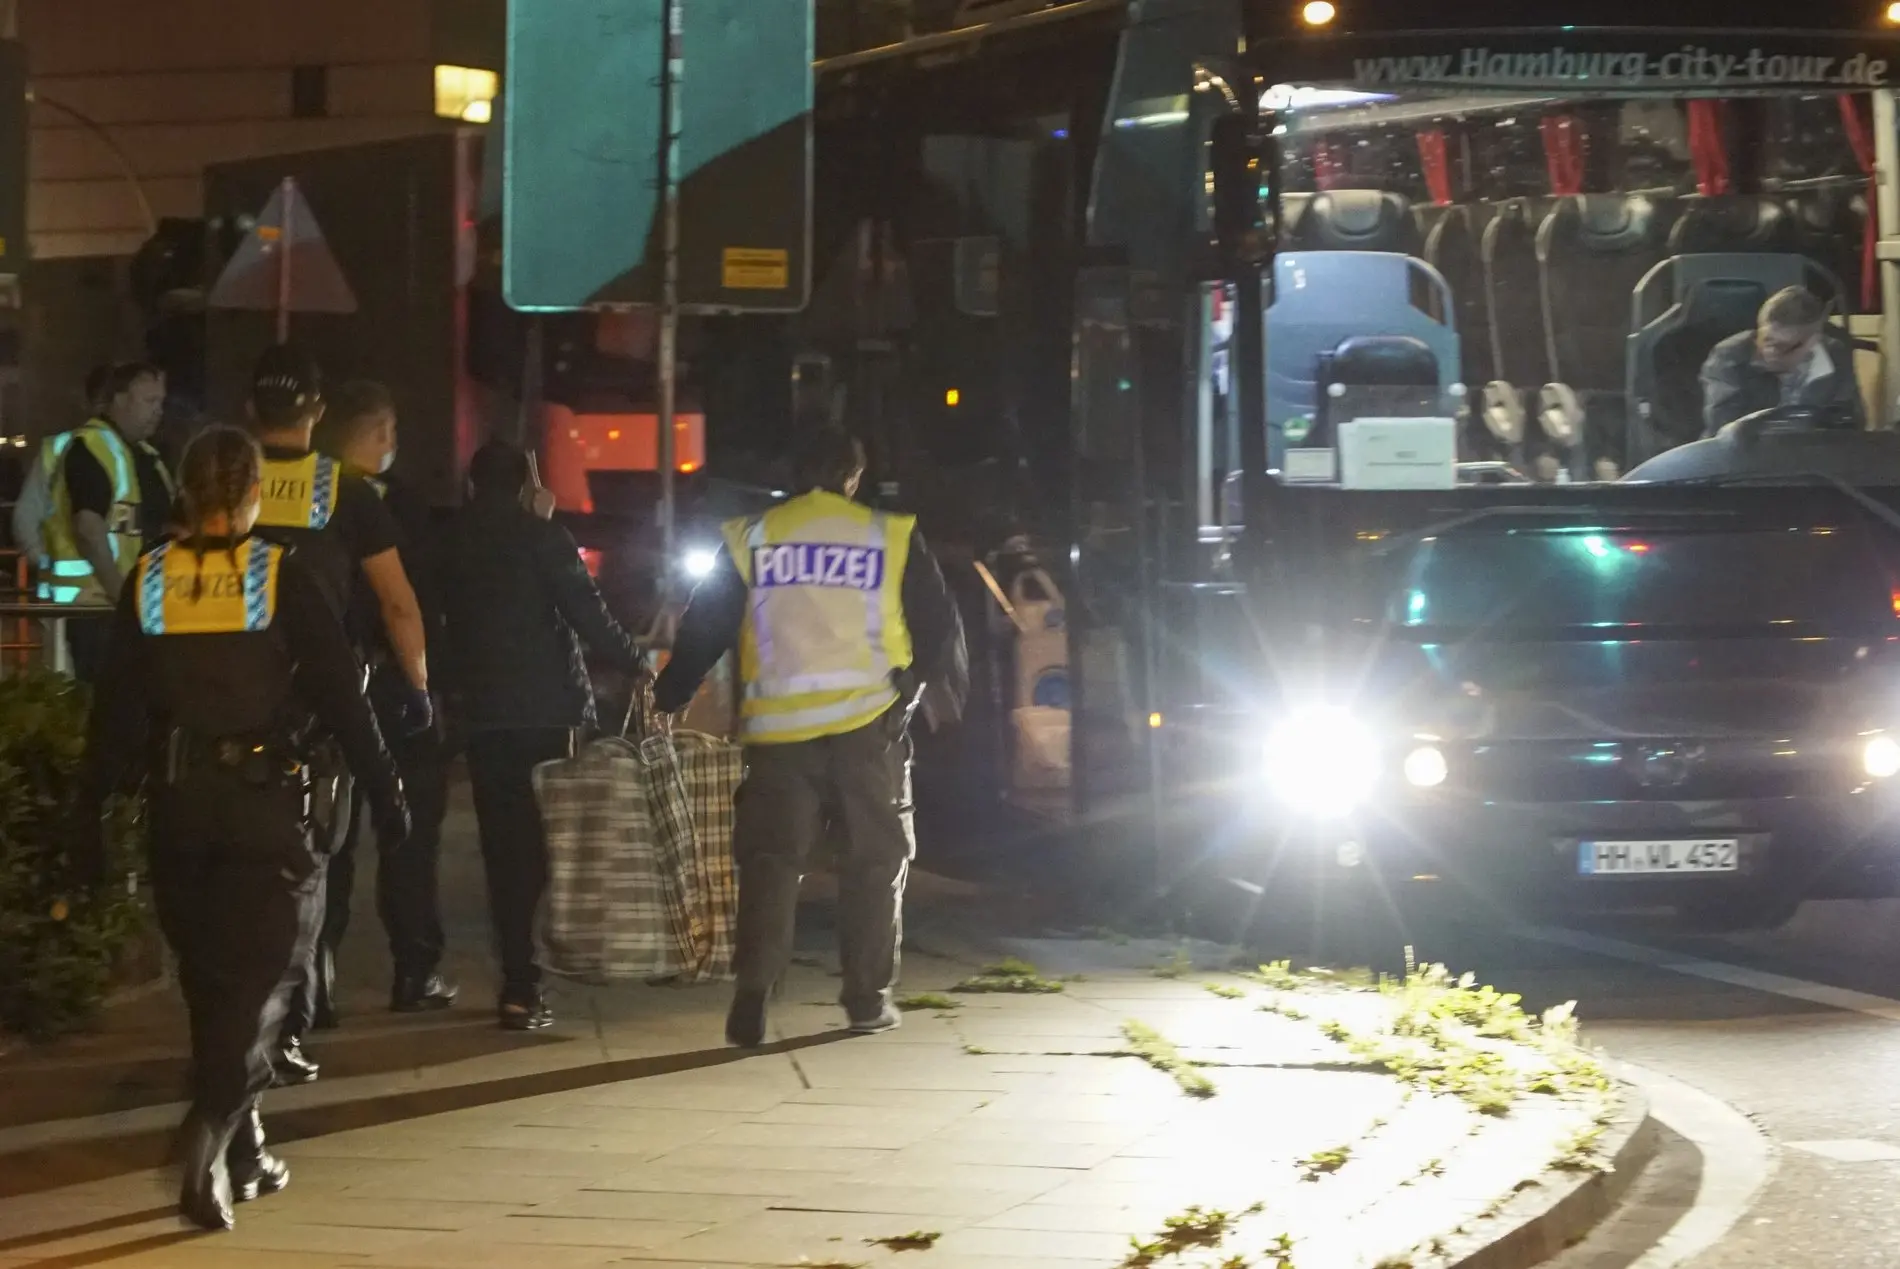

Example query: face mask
[377,447,396,475]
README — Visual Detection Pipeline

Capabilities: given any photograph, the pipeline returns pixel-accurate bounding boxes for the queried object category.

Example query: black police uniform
[80,534,407,1229]
[249,445,404,1050]
[327,469,450,1007]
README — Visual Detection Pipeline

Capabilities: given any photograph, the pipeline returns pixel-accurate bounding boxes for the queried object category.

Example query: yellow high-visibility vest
[136,538,283,635]
[723,490,914,745]
[257,452,341,531]
[43,421,147,604]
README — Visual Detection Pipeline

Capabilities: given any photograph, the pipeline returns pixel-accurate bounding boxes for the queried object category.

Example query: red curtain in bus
[1839,94,1878,312]
[1540,115,1585,197]
[1417,128,1453,206]
[1686,100,1732,197]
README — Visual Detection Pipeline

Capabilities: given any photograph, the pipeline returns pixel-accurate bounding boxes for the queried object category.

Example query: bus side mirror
[1209,115,1269,265]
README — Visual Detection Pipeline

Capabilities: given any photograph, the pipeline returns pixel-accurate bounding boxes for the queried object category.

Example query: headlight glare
[1262,706,1379,817]
[1403,745,1449,789]
[1865,735,1900,779]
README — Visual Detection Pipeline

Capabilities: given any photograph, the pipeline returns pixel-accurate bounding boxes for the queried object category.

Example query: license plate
[1578,839,1740,876]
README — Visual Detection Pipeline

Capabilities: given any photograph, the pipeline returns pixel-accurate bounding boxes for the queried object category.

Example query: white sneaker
[848,1005,903,1035]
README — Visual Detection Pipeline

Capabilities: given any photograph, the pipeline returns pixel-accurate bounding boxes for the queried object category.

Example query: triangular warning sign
[208,178,357,315]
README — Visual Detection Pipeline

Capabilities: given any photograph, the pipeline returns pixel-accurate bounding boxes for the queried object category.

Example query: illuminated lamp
[1888,2,1900,25]
[1302,1,1337,26]
[435,65,498,122]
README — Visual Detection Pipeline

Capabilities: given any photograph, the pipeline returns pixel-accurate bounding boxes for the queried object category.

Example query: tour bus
[1170,2,1900,931]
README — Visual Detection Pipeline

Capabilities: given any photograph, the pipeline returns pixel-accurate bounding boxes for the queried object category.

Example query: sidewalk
[0,783,1635,1269]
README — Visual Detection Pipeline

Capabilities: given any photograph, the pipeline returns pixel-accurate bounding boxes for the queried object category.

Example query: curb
[1445,1083,1660,1269]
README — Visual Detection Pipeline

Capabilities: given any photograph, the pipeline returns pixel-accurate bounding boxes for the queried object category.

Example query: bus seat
[1538,193,1675,393]
[1624,253,1846,465]
[1291,189,1422,254]
[1668,196,1793,255]
[1310,335,1440,447]
[1426,204,1495,386]
[1481,199,1548,387]
[1266,251,1459,463]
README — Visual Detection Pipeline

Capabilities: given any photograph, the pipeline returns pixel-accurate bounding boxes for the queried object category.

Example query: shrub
[0,672,147,1041]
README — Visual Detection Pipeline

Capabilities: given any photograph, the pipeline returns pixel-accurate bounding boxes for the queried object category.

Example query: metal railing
[0,549,114,676]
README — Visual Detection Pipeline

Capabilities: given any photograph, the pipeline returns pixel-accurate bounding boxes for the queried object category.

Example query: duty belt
[164,729,304,788]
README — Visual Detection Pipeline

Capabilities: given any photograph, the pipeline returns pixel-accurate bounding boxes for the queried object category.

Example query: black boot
[391,972,459,1013]
[178,1112,237,1231]
[271,1036,320,1087]
[725,989,768,1048]
[311,944,340,1031]
[226,1099,290,1202]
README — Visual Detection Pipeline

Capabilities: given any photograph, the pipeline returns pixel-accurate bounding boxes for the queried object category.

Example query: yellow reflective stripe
[741,686,898,743]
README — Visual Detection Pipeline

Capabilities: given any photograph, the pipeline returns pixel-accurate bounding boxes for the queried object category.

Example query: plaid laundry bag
[535,734,700,983]
[669,730,744,981]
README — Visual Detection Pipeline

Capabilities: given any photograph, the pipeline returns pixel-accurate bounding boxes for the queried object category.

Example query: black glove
[395,686,434,738]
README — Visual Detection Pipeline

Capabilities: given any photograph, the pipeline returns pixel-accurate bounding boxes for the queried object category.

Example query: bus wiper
[1369,501,1734,557]
[1370,504,1590,557]
[1673,470,1900,540]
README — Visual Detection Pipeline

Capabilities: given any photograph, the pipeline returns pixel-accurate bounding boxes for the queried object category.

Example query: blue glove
[396,687,435,737]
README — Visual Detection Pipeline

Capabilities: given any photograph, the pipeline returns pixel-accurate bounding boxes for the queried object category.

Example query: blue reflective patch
[752,544,885,591]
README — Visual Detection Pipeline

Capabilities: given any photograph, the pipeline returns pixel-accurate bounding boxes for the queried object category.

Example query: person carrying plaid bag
[654,428,967,1047]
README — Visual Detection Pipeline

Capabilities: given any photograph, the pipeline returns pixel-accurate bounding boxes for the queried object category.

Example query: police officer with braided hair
[244,345,431,1074]
[77,425,409,1231]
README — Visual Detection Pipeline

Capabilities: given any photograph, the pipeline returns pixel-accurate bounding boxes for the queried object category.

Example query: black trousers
[150,769,321,1129]
[321,721,449,981]
[466,728,573,994]
[66,614,111,686]
[732,714,916,1019]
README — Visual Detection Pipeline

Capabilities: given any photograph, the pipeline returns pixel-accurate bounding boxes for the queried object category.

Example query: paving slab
[0,785,1639,1269]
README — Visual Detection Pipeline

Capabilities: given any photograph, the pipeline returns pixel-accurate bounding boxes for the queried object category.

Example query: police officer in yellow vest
[76,426,408,1232]
[42,362,175,681]
[243,345,431,1078]
[654,428,967,1046]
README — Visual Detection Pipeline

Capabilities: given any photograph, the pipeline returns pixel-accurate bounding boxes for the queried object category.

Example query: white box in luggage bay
[1337,417,1457,490]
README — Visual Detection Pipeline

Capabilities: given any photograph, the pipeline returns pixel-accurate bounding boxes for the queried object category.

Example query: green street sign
[503,0,813,313]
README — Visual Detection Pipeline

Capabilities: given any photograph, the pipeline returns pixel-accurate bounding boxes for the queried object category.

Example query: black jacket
[1701,329,1866,438]
[653,513,969,729]
[439,496,640,732]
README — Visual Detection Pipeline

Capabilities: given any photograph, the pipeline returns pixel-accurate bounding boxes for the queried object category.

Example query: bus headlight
[1865,735,1900,779]
[1263,707,1378,817]
[1403,745,1449,789]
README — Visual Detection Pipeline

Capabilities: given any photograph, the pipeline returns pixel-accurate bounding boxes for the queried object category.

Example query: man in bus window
[1701,286,1865,438]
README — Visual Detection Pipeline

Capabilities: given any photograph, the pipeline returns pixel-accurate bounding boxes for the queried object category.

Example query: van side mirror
[1209,114,1269,265]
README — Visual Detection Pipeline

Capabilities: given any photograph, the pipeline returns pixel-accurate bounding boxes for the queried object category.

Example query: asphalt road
[1357,896,1900,1268]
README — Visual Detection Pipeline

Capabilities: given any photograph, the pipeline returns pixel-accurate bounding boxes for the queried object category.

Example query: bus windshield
[1251,66,1895,489]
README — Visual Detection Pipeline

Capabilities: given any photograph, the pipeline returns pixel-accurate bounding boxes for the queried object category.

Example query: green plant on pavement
[1297,1144,1352,1181]
[0,672,148,1041]
[895,993,960,1012]
[1122,1205,1266,1267]
[1122,1020,1216,1098]
[952,957,1066,994]
[1153,948,1194,978]
[1204,982,1245,1000]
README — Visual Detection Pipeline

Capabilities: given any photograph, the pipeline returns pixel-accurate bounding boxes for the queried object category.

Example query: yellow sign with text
[721,247,789,290]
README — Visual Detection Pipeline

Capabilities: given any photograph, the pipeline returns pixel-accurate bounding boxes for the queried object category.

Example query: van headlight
[1263,707,1379,817]
[681,547,719,581]
[1865,735,1900,779]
